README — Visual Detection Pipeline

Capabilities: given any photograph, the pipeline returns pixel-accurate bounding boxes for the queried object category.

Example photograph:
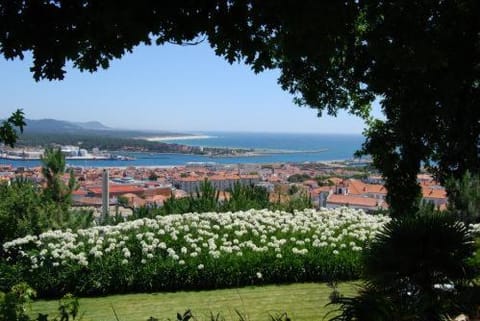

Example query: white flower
[256,272,263,279]
[190,252,198,258]
[4,207,389,283]
[198,264,204,270]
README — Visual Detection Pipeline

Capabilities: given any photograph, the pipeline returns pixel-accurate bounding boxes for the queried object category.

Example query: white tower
[102,168,109,221]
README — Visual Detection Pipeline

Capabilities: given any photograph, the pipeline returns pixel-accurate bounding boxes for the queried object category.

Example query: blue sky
[1,42,382,134]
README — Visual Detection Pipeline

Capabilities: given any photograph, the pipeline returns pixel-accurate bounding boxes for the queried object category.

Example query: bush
[330,208,480,321]
[122,182,313,222]
[0,180,93,248]
[446,170,480,224]
[0,283,36,321]
[2,208,388,298]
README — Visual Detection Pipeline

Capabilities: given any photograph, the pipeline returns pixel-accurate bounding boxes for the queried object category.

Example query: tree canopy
[40,147,77,205]
[1,0,479,216]
[0,109,25,147]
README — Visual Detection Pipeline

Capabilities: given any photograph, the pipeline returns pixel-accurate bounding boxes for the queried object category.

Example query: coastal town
[0,159,448,215]
[0,145,122,160]
[2,137,259,159]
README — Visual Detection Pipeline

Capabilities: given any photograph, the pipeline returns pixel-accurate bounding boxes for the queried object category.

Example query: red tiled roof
[209,175,241,181]
[327,194,379,207]
[339,179,387,196]
[88,184,144,195]
[72,189,88,196]
[240,174,260,179]
[365,184,387,194]
[147,195,168,202]
[422,187,447,199]
[311,186,334,194]
[120,193,142,199]
[345,179,366,195]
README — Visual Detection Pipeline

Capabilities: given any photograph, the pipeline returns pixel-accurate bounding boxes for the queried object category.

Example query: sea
[0,132,366,168]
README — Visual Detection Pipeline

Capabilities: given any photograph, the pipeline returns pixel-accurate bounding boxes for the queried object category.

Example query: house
[172,177,204,193]
[145,194,169,206]
[119,193,146,208]
[422,186,448,207]
[328,178,447,211]
[86,184,145,197]
[326,194,386,212]
[338,179,387,200]
[173,174,260,193]
[310,186,334,208]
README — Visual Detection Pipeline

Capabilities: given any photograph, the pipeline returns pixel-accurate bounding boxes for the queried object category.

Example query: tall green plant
[40,147,76,205]
[188,179,220,213]
[0,179,45,246]
[0,178,92,247]
[446,171,480,224]
[329,207,479,321]
[222,183,269,212]
[270,192,313,213]
[162,194,190,215]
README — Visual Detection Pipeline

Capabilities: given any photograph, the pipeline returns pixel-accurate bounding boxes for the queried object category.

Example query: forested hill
[9,119,193,152]
[22,119,110,132]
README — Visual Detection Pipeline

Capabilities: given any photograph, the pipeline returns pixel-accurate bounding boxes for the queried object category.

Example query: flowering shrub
[470,223,480,235]
[2,208,389,297]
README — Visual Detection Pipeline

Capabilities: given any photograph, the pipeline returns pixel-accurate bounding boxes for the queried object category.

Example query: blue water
[1,132,365,168]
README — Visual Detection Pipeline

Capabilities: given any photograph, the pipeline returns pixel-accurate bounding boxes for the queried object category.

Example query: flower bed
[2,208,389,297]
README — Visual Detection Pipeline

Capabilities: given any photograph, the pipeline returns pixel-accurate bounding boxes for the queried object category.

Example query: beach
[138,135,214,142]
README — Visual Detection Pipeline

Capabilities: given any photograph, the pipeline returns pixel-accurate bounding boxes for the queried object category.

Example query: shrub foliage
[2,208,388,298]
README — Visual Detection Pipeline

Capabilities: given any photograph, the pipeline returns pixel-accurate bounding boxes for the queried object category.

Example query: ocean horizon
[161,131,364,150]
[1,132,366,168]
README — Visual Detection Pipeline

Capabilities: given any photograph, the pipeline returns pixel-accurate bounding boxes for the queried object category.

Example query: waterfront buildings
[0,162,448,212]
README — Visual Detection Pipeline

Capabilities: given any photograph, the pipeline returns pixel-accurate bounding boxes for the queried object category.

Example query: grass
[30,282,357,321]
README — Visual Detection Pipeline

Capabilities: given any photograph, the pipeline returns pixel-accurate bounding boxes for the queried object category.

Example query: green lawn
[30,283,357,321]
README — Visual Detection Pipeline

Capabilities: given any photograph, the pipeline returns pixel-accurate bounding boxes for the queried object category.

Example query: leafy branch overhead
[0,109,25,147]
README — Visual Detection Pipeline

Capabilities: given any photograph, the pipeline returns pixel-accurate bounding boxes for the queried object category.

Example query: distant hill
[72,121,111,130]
[17,118,187,138]
[23,119,85,133]
[10,118,196,152]
[5,118,202,153]
[23,119,111,132]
